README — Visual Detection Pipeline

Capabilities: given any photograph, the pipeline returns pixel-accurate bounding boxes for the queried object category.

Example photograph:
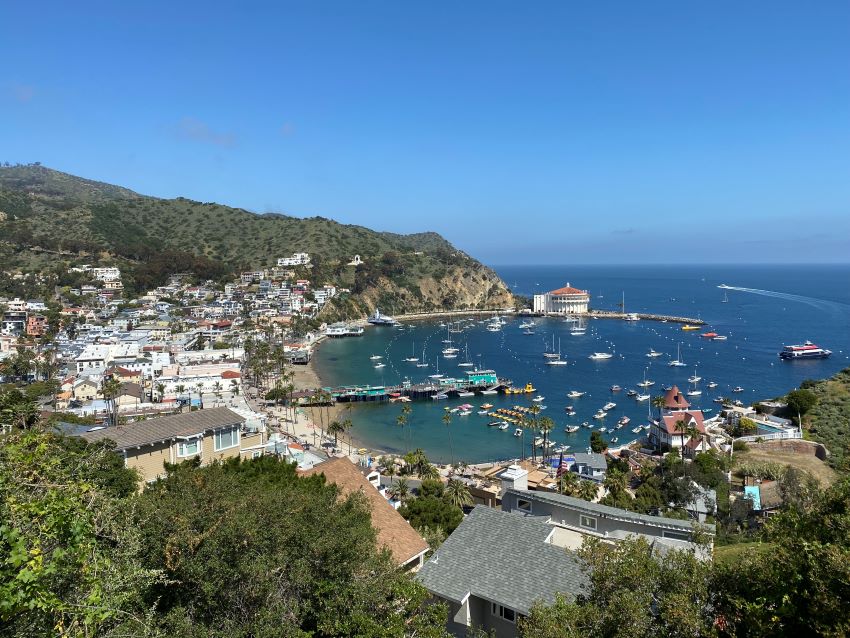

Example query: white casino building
[533,283,590,315]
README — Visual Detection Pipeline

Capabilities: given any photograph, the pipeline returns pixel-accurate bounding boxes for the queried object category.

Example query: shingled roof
[301,457,428,567]
[79,407,245,450]
[417,506,586,615]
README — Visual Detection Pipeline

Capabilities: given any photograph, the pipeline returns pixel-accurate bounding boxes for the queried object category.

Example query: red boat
[700,332,718,338]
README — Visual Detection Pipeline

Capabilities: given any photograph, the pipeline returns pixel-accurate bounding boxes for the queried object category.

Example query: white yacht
[566,390,585,398]
[668,343,687,367]
[646,348,664,358]
[589,352,614,360]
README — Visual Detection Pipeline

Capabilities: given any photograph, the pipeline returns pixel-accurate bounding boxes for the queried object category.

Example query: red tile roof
[661,411,706,435]
[221,370,241,379]
[549,283,588,296]
[301,458,428,566]
[664,385,690,410]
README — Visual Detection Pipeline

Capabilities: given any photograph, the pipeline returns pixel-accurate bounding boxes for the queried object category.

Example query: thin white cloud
[175,117,237,148]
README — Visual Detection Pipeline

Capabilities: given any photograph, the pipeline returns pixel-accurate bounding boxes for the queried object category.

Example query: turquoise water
[313,264,850,463]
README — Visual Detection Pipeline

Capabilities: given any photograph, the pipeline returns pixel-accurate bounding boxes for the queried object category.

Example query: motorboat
[636,394,650,402]
[610,384,622,392]
[637,379,655,387]
[779,341,832,360]
[499,422,509,431]
[456,390,475,398]
[707,381,718,388]
[553,444,571,454]
[431,392,448,400]
[626,389,637,397]
[480,388,499,395]
[610,437,619,444]
[565,408,576,416]
[598,427,608,433]
[646,349,664,358]
[701,332,718,339]
[632,426,643,434]
[428,373,444,379]
[458,410,472,416]
[565,425,580,433]
[477,409,490,415]
[369,355,383,360]
[618,416,630,425]
[480,403,494,410]
[566,390,585,398]
[590,352,614,360]
[686,388,702,397]
[488,420,506,427]
[532,395,545,402]
[682,325,701,331]
[713,335,728,341]
[602,402,616,411]
[732,386,745,393]
[374,363,386,369]
[546,358,567,366]
[593,411,607,420]
[533,436,545,446]
[514,428,523,437]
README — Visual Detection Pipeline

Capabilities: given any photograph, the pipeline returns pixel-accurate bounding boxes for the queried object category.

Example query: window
[491,602,516,623]
[214,427,240,451]
[517,499,532,513]
[252,450,262,459]
[177,440,200,457]
[579,515,597,531]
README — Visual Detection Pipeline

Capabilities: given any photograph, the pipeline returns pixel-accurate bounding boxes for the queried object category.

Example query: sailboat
[721,290,729,303]
[416,347,429,367]
[546,338,567,366]
[622,291,639,321]
[637,369,655,387]
[668,343,687,367]
[686,379,702,397]
[687,368,702,384]
[543,335,560,359]
[570,317,586,336]
[428,357,444,379]
[457,344,474,368]
[404,342,419,362]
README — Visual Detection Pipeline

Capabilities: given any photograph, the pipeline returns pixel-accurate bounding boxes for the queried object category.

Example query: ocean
[313,264,850,463]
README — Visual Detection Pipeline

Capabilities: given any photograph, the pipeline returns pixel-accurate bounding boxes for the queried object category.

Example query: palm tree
[327,420,345,447]
[388,477,410,505]
[673,418,688,465]
[101,377,122,426]
[229,379,239,396]
[195,382,205,409]
[578,479,599,502]
[539,416,555,465]
[213,381,223,403]
[558,470,579,496]
[445,478,473,509]
[418,463,440,481]
[175,384,187,410]
[603,468,628,501]
[442,411,455,466]
[155,382,165,402]
[528,404,542,463]
[341,418,354,455]
[652,394,667,421]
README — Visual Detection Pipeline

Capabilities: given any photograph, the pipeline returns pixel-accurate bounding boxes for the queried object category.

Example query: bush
[733,440,748,452]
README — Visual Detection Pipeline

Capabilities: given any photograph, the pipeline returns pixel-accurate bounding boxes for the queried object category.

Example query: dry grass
[734,445,837,486]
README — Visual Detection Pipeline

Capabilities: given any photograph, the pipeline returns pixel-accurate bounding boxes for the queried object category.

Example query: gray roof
[570,452,607,471]
[416,506,586,615]
[78,407,245,450]
[506,489,713,535]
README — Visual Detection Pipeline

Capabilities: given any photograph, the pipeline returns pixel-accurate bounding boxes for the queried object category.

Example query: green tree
[589,431,606,453]
[387,477,411,504]
[444,478,473,509]
[520,536,715,638]
[786,388,817,417]
[0,426,157,637]
[327,419,345,447]
[136,456,449,636]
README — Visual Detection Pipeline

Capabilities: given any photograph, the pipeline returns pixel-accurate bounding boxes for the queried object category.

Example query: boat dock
[534,310,705,325]
[297,369,514,405]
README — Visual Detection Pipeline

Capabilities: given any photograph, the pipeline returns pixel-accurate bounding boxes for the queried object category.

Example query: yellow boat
[682,325,701,331]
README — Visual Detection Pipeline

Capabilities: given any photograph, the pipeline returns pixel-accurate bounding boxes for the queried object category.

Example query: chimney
[499,464,528,497]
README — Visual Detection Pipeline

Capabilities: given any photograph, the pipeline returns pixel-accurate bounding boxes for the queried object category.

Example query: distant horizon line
[488,262,850,267]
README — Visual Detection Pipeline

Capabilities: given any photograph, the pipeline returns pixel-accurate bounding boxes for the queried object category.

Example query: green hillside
[803,367,850,469]
[0,164,514,314]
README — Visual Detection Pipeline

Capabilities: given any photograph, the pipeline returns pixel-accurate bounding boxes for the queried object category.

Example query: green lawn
[714,541,776,565]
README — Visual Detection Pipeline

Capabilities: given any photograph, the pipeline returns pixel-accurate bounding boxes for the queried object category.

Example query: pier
[533,310,705,325]
[296,369,514,405]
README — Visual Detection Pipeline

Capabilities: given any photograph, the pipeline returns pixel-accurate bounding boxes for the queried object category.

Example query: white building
[91,267,121,282]
[277,253,310,267]
[533,283,590,314]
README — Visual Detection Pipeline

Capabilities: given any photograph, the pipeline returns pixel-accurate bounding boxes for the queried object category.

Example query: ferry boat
[367,308,398,326]
[779,341,832,360]
[589,352,614,360]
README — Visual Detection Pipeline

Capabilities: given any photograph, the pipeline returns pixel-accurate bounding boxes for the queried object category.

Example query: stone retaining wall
[749,438,829,461]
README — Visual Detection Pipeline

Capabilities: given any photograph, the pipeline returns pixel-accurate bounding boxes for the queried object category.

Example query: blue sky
[2,1,849,264]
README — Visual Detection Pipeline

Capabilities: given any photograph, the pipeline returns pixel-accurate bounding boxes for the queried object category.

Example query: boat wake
[718,284,850,315]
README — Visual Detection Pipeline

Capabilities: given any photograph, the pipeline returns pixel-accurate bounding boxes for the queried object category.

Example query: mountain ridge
[0,164,514,316]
